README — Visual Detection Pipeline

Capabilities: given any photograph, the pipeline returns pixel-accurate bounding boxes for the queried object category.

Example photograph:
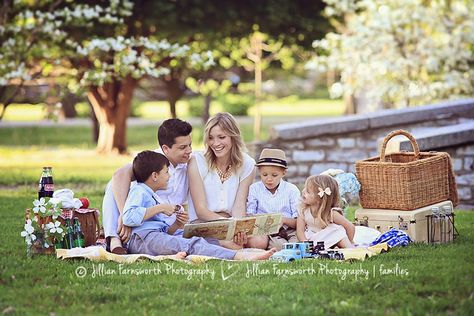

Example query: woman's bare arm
[230,167,256,218]
[187,157,223,221]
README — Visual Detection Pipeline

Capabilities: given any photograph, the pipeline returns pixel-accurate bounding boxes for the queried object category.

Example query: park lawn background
[1,101,473,315]
[1,93,346,122]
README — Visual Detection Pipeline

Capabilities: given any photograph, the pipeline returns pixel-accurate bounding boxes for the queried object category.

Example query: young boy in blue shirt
[123,150,276,260]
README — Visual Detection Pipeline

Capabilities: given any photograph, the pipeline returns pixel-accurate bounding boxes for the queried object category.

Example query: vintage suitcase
[354,201,455,243]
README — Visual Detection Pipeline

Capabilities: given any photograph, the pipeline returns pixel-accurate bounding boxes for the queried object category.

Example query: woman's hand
[233,232,248,247]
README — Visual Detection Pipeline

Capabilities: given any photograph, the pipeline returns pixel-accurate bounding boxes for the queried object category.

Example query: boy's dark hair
[133,151,170,183]
[158,118,192,148]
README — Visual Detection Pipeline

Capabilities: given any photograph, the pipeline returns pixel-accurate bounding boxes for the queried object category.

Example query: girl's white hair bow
[318,187,332,198]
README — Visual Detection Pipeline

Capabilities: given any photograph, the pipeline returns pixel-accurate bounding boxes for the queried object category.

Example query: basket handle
[380,130,420,161]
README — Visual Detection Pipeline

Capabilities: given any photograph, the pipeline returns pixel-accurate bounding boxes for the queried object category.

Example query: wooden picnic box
[354,201,455,243]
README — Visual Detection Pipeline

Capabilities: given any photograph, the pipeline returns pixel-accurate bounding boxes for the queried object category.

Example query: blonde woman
[187,112,257,248]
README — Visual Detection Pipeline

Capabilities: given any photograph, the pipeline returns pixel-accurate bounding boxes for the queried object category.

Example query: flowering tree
[307,0,474,112]
[0,0,212,154]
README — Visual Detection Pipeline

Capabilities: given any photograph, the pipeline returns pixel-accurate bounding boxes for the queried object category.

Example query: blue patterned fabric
[334,173,361,197]
[333,172,361,212]
[369,228,412,248]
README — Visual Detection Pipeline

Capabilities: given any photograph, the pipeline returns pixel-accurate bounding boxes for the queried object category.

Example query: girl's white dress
[301,209,348,249]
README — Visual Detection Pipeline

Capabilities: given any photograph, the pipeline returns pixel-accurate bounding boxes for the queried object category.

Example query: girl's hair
[204,112,246,171]
[301,175,341,228]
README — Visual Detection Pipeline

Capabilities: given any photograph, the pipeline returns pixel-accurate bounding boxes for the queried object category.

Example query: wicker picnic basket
[59,208,100,246]
[355,130,459,210]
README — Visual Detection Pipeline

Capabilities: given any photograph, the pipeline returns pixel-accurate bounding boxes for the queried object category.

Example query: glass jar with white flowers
[21,197,66,256]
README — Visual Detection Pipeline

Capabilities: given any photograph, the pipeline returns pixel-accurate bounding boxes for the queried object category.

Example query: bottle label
[45,184,54,192]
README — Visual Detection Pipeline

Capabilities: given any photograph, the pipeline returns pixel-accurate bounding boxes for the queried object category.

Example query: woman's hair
[204,112,246,171]
[300,175,341,228]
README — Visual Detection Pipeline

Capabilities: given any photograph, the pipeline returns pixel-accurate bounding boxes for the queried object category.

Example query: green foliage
[310,0,474,108]
[218,93,255,116]
[185,78,232,96]
[187,96,206,117]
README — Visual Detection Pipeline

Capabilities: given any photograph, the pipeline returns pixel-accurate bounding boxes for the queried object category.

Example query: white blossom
[48,221,63,234]
[20,219,37,245]
[33,198,46,214]
[308,0,474,109]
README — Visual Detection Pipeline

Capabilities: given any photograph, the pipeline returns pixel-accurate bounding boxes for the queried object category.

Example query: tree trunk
[87,76,137,154]
[254,59,262,141]
[162,70,185,118]
[0,84,24,120]
[344,92,357,115]
[201,94,211,124]
[60,93,78,118]
[89,100,99,143]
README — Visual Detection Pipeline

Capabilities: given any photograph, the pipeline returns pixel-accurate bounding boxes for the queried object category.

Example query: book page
[234,217,257,236]
[252,213,282,236]
[183,220,231,240]
[183,213,282,240]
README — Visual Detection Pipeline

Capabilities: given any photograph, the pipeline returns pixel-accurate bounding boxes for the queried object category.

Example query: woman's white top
[188,151,255,222]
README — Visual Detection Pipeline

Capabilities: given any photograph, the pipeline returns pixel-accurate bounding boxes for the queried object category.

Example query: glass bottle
[38,167,54,199]
[73,217,85,248]
[65,219,75,249]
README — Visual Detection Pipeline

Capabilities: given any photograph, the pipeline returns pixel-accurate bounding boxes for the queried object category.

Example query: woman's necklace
[216,164,232,183]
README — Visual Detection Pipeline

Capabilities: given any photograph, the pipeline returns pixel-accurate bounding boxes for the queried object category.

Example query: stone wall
[249,98,474,210]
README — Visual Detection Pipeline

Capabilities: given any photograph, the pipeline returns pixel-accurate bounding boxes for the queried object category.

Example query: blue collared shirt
[122,182,168,235]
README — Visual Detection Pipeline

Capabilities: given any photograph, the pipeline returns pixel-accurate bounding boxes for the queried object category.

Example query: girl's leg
[337,237,354,248]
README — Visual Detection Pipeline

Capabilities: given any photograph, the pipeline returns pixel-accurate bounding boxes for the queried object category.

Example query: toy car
[269,242,314,262]
[311,241,345,260]
[270,241,345,262]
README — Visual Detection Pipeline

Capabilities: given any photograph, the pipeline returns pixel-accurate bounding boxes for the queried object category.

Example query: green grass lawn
[1,104,473,315]
[1,187,473,315]
[2,94,345,121]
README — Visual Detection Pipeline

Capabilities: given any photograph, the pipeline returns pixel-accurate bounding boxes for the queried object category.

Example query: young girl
[296,175,355,249]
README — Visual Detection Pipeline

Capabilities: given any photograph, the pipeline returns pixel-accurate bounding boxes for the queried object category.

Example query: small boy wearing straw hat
[246,148,300,250]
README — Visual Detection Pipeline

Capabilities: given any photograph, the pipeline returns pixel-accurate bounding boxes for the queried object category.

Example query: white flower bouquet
[21,197,66,256]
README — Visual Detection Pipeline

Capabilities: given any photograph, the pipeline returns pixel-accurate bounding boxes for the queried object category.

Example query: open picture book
[183,213,282,240]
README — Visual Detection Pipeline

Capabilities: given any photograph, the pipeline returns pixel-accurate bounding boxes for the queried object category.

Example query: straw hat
[255,148,288,169]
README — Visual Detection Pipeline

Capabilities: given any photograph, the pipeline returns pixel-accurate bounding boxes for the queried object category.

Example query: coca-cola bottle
[38,167,54,199]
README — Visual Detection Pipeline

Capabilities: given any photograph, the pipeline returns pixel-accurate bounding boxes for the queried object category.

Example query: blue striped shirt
[246,180,300,219]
